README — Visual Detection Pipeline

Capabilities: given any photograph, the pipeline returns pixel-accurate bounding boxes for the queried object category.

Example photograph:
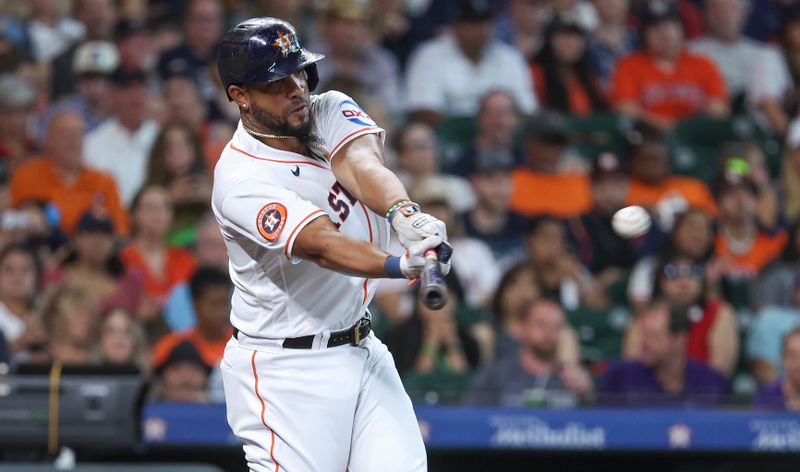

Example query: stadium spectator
[163,214,228,332]
[392,122,440,189]
[50,0,117,100]
[97,308,148,375]
[509,112,592,218]
[114,19,157,76]
[10,111,129,235]
[39,41,119,142]
[749,284,800,384]
[311,0,401,112]
[493,0,546,60]
[382,280,481,403]
[713,170,788,308]
[531,15,607,116]
[754,328,800,410]
[40,284,100,366]
[755,224,800,310]
[143,123,212,245]
[0,245,46,360]
[25,0,86,63]
[447,89,522,178]
[157,0,225,121]
[372,0,439,71]
[120,185,197,305]
[0,74,38,167]
[151,267,231,372]
[599,302,729,407]
[718,146,780,230]
[150,339,210,402]
[624,120,716,216]
[464,299,592,407]
[44,212,145,317]
[491,262,541,361]
[160,74,232,171]
[628,208,715,310]
[611,0,729,130]
[405,0,537,124]
[524,215,607,310]
[461,145,529,268]
[412,176,498,309]
[589,0,637,92]
[84,67,159,205]
[567,151,638,285]
[690,0,771,114]
[782,120,800,224]
[745,8,800,138]
[625,253,739,375]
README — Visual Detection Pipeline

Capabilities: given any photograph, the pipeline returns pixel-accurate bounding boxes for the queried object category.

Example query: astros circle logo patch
[257,203,287,241]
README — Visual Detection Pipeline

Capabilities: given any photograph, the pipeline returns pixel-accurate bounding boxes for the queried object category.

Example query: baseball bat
[420,248,447,310]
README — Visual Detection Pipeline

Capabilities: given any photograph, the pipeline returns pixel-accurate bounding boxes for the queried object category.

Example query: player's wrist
[384,255,405,279]
[386,200,420,223]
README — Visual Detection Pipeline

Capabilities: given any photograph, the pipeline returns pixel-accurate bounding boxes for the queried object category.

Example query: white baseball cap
[72,41,120,75]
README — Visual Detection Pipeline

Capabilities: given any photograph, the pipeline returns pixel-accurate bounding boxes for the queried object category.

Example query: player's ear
[228,85,249,110]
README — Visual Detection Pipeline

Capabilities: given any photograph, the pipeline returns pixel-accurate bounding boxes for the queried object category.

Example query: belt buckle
[351,318,371,346]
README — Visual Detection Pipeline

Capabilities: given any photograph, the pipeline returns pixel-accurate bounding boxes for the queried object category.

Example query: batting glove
[388,201,448,248]
[399,236,443,278]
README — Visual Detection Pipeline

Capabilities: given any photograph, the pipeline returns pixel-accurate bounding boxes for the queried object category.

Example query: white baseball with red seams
[612,205,651,239]
[213,91,426,471]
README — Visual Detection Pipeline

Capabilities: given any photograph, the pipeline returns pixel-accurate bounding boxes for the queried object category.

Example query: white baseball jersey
[211,91,390,339]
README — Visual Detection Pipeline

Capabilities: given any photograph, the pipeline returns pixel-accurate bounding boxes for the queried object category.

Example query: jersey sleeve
[218,178,327,262]
[311,91,385,160]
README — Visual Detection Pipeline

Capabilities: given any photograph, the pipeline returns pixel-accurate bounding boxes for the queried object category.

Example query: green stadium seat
[435,116,476,166]
[566,305,632,364]
[402,370,474,406]
[566,112,632,159]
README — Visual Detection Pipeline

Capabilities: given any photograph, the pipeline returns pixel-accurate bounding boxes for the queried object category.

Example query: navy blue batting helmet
[217,17,324,99]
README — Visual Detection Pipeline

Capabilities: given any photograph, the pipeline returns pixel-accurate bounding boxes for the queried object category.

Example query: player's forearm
[293,216,392,278]
[332,135,410,216]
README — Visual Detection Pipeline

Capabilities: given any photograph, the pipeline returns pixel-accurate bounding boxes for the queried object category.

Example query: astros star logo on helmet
[273,31,301,57]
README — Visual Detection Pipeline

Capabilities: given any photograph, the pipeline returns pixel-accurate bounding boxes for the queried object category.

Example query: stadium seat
[435,116,477,166]
[566,305,632,365]
[668,115,783,184]
[566,112,632,159]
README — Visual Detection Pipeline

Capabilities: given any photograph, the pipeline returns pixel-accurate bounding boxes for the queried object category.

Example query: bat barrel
[420,249,447,310]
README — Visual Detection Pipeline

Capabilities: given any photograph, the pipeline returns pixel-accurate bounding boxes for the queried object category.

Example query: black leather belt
[233,316,372,349]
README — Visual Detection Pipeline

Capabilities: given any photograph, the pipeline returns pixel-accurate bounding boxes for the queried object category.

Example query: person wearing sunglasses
[624,253,739,375]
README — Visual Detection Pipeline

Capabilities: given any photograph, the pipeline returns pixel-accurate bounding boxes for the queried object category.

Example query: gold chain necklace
[241,123,294,140]
[242,123,330,160]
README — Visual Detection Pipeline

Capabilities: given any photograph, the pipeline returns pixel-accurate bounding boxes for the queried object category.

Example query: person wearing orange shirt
[713,170,787,309]
[120,185,197,309]
[611,1,729,130]
[10,111,129,235]
[625,120,716,220]
[151,267,232,371]
[530,15,607,117]
[509,112,591,218]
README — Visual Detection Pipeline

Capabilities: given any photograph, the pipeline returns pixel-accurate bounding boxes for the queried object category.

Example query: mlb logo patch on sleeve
[257,203,288,241]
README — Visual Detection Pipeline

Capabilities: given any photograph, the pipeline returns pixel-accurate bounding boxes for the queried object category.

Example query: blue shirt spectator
[748,305,800,384]
[754,327,800,411]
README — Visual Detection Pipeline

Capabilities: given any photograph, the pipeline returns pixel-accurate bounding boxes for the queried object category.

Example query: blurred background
[1,0,800,470]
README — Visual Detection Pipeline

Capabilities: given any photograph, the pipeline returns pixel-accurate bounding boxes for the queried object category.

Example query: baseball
[612,205,651,239]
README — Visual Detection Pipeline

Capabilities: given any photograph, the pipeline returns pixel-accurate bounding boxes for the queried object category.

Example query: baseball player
[212,18,450,472]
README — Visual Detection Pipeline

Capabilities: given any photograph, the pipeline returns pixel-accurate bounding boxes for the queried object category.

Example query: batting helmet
[217,17,324,99]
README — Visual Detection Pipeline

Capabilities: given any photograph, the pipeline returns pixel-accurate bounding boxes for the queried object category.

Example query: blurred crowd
[3,0,800,411]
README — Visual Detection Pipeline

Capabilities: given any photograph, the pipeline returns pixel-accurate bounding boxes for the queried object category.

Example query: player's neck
[241,117,312,157]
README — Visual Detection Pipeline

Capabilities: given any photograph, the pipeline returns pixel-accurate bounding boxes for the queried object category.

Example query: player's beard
[250,98,312,143]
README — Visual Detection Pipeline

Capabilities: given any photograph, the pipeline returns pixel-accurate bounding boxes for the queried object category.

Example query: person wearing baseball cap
[611,0,729,129]
[566,151,640,280]
[714,167,787,290]
[39,41,120,143]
